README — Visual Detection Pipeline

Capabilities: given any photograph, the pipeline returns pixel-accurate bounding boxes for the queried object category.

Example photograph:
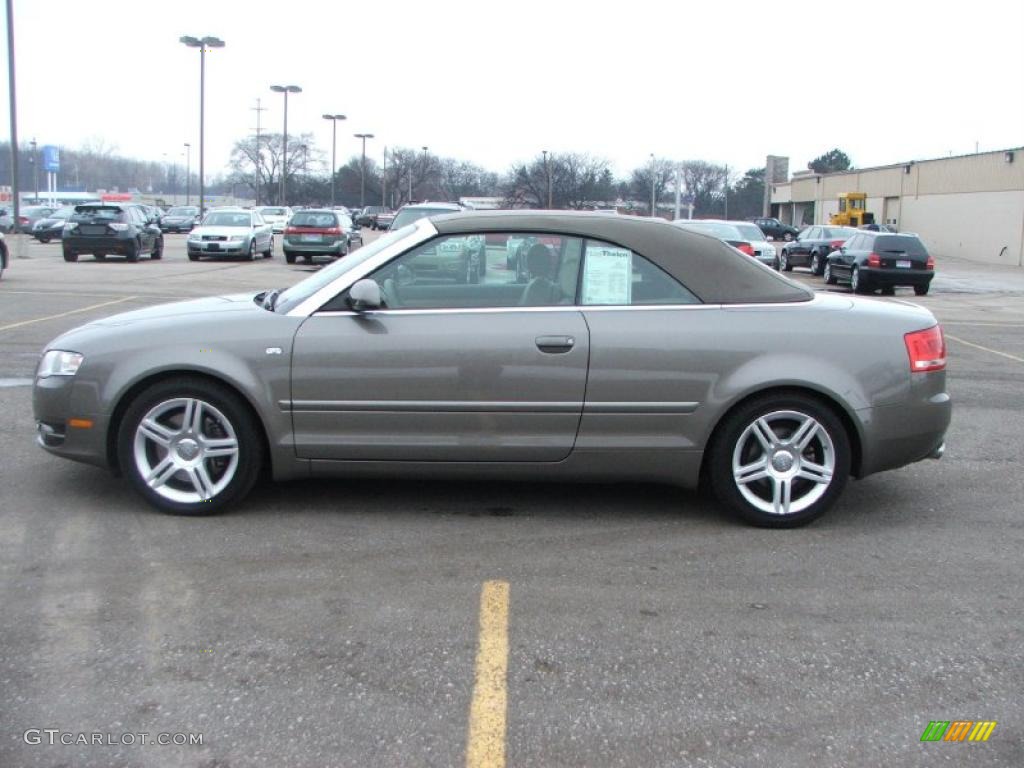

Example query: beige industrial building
[768,147,1024,266]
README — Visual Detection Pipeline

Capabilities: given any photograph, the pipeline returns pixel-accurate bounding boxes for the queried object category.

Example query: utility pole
[542,149,551,209]
[382,146,387,207]
[354,133,374,208]
[184,142,191,205]
[723,164,729,219]
[252,98,267,206]
[6,0,22,252]
[30,138,38,202]
[421,146,429,201]
[674,166,681,220]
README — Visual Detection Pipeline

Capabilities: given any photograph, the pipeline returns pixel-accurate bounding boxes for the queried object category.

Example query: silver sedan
[186,209,274,261]
[33,212,950,527]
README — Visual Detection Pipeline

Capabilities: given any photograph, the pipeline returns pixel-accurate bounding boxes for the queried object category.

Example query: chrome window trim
[285,218,438,318]
[280,399,699,414]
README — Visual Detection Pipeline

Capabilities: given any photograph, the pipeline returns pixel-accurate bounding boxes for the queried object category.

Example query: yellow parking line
[466,580,510,768]
[0,297,137,332]
[946,334,1024,364]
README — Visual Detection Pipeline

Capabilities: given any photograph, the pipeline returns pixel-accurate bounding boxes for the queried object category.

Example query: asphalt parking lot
[1,232,1022,767]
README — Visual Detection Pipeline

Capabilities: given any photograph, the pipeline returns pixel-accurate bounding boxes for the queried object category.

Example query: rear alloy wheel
[118,378,263,515]
[783,232,794,242]
[823,262,837,285]
[851,266,870,294]
[708,394,851,527]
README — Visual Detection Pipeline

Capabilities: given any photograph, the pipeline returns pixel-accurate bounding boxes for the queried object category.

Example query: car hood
[190,226,252,238]
[84,293,260,328]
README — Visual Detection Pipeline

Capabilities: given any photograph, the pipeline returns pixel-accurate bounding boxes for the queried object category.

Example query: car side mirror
[348,279,382,311]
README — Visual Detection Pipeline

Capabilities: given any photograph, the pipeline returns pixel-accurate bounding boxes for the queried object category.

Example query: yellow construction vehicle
[830,192,875,227]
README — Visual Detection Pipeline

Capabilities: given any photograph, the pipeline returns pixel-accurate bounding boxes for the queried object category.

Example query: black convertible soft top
[432,211,813,304]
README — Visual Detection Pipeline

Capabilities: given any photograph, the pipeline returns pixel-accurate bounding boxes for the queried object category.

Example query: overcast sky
[2,0,1022,180]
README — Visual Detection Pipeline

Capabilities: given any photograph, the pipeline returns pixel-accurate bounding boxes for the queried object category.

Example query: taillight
[737,243,755,257]
[904,325,946,372]
[284,227,299,235]
[324,227,341,235]
[867,253,881,267]
[829,240,844,250]
[926,255,935,270]
[18,216,28,224]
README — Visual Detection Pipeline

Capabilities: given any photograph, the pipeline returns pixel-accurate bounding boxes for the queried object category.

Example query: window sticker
[583,245,633,304]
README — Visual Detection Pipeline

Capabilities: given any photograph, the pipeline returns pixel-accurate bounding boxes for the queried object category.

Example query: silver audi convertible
[33,212,951,527]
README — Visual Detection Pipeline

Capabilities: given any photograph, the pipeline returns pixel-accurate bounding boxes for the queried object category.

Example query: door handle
[535,335,575,353]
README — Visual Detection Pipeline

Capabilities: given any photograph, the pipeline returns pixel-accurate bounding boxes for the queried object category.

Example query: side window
[580,240,699,306]
[845,235,860,250]
[362,232,583,310]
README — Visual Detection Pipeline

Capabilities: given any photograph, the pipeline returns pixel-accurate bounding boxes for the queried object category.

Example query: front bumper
[188,240,249,255]
[861,267,934,287]
[33,375,109,470]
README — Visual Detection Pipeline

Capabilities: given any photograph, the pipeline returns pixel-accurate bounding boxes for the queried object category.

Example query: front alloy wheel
[119,378,263,514]
[708,394,850,527]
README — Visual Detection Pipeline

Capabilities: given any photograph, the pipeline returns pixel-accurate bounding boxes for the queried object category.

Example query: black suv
[62,204,163,262]
[753,217,801,241]
[824,231,934,296]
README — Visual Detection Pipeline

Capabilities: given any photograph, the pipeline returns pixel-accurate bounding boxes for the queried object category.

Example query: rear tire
[285,251,297,264]
[780,251,792,272]
[914,284,929,296]
[63,250,78,262]
[824,262,837,285]
[117,377,264,516]
[151,237,163,259]
[126,239,140,263]
[851,266,871,294]
[810,252,824,276]
[263,237,274,258]
[706,392,851,528]
[783,232,794,242]
[246,240,256,261]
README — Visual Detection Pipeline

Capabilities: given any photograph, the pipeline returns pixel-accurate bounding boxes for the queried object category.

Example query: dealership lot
[1,235,1023,766]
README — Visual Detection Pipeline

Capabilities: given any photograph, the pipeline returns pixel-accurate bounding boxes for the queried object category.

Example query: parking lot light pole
[650,153,657,218]
[542,149,552,209]
[29,138,38,203]
[180,35,225,219]
[322,113,347,207]
[183,142,191,206]
[353,133,374,208]
[270,85,301,207]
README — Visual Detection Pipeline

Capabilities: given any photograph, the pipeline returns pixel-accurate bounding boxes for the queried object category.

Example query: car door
[289,231,590,462]
[574,240,710,455]
[795,227,818,258]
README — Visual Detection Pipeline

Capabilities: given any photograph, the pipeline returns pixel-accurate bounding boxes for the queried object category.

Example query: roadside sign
[42,145,60,173]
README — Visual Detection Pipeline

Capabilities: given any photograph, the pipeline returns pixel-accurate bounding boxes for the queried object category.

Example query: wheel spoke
[734,458,769,485]
[790,416,820,451]
[772,477,793,515]
[183,398,203,435]
[202,437,238,458]
[752,418,778,450]
[139,418,176,446]
[185,464,214,501]
[798,460,833,485]
[146,456,178,488]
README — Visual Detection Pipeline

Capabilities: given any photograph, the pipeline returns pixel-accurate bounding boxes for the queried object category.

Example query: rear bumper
[63,235,132,253]
[283,239,346,255]
[857,377,951,476]
[862,267,934,286]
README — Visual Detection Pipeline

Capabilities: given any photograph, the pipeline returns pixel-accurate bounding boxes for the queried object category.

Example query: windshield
[822,227,858,239]
[274,225,418,314]
[290,212,338,227]
[72,206,125,221]
[734,223,766,241]
[391,206,457,229]
[51,207,75,219]
[685,221,743,240]
[202,212,252,227]
[166,207,198,216]
[259,207,287,216]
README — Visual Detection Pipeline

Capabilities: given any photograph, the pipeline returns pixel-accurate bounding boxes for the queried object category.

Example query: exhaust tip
[929,442,945,459]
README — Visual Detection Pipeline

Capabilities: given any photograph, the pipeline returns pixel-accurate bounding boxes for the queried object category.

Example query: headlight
[187,233,201,242]
[37,350,84,378]
[765,245,777,257]
[226,236,244,243]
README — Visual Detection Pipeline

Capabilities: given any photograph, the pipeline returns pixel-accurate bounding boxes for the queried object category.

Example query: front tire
[63,250,78,262]
[263,237,274,258]
[117,377,263,515]
[246,240,256,261]
[780,251,792,272]
[810,252,824,276]
[824,262,837,285]
[783,232,794,242]
[851,266,870,294]
[707,393,851,528]
[151,237,163,259]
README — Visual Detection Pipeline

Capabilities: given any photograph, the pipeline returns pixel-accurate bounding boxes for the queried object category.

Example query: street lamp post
[270,85,302,206]
[183,142,191,206]
[322,113,347,207]
[353,133,374,208]
[650,153,657,218]
[542,149,552,209]
[180,35,224,218]
[30,138,38,203]
[382,146,387,208]
[420,146,429,200]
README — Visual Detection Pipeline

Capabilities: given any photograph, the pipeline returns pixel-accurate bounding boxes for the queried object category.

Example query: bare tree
[504,152,615,209]
[227,132,323,205]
